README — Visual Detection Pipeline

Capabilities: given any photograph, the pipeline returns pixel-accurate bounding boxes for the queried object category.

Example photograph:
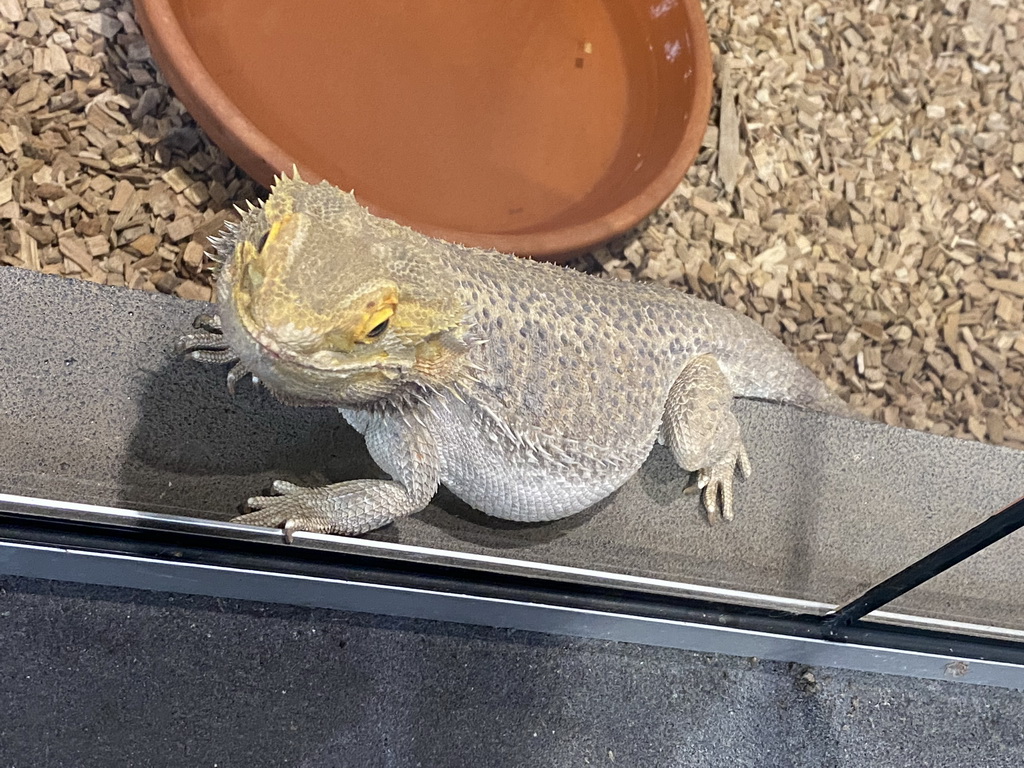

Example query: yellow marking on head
[263,213,294,253]
[234,240,260,310]
[248,214,303,313]
[231,213,304,334]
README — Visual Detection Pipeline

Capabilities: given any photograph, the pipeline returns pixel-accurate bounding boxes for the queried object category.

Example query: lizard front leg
[234,410,440,540]
[175,313,253,393]
[661,354,752,522]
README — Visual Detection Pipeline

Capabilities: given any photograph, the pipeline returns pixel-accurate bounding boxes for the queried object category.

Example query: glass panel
[867,528,1024,635]
[2,261,1024,634]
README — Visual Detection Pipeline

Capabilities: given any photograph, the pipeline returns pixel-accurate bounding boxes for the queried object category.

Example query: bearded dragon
[177,173,851,540]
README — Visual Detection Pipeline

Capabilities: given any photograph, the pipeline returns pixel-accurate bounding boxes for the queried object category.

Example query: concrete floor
[2,574,1024,768]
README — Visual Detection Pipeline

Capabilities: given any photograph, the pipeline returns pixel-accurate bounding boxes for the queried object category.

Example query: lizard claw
[174,329,231,358]
[225,361,253,395]
[177,311,250,393]
[282,518,299,544]
[697,444,751,522]
[176,312,235,360]
[192,313,223,333]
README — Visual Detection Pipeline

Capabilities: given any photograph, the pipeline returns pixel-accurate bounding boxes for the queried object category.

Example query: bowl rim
[135,0,714,259]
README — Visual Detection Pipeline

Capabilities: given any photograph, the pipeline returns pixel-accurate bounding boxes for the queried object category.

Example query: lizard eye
[254,230,270,251]
[366,318,389,338]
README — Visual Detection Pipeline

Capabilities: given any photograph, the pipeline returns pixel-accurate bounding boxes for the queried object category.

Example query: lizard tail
[712,313,861,419]
[681,296,863,420]
[733,354,863,420]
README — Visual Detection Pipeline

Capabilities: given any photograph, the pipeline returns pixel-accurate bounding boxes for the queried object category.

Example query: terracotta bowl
[136,0,713,261]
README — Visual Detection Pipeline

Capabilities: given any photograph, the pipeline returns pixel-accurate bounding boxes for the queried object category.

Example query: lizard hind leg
[661,354,752,522]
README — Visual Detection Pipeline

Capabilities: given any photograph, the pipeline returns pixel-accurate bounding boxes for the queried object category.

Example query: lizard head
[212,173,471,406]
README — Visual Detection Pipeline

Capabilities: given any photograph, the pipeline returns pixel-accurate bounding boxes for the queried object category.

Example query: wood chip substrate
[0,0,1022,448]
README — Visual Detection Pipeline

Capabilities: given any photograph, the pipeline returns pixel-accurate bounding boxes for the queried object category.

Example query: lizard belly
[430,404,653,523]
